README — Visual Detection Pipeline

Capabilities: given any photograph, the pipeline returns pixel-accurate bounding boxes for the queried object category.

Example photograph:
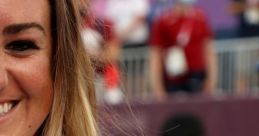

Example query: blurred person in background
[150,0,218,101]
[106,0,150,48]
[230,0,259,37]
[80,7,123,105]
[230,0,259,94]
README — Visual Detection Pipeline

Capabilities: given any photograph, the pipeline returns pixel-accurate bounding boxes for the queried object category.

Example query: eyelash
[5,40,39,52]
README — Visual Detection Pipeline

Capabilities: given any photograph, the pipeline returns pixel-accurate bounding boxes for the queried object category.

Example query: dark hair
[162,113,204,136]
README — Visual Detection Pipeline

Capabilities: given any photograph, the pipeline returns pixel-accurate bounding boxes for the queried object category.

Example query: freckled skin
[0,0,53,135]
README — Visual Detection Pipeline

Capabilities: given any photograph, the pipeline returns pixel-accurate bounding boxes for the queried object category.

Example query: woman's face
[0,0,53,135]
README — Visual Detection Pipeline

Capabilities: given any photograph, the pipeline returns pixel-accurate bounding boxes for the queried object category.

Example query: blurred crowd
[81,0,259,104]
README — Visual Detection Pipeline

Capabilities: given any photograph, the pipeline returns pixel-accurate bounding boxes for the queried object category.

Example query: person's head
[0,0,98,135]
[173,0,197,16]
[162,113,204,136]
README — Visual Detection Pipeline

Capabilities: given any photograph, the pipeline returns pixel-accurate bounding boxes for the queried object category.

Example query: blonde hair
[42,0,99,135]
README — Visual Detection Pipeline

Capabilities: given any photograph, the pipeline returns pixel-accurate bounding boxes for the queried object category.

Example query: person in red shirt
[149,0,218,101]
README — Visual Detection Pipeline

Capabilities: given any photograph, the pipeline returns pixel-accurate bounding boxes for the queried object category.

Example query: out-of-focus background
[82,0,259,135]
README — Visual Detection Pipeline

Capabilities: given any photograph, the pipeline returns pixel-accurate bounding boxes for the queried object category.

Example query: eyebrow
[3,22,46,36]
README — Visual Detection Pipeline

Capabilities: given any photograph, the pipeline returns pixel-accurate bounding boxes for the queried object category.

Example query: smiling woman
[0,0,98,136]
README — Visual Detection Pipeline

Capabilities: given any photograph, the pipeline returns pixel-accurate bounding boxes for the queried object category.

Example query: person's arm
[150,46,167,101]
[203,39,218,95]
[102,39,121,64]
[100,19,121,64]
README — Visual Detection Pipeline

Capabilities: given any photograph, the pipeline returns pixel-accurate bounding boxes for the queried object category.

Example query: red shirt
[150,8,213,73]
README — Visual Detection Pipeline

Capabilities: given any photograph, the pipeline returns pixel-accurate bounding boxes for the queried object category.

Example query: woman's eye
[5,40,39,52]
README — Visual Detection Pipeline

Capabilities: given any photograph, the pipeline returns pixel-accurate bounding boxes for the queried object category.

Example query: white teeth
[0,103,13,115]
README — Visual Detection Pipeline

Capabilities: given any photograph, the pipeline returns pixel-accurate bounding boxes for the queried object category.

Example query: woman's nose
[0,57,8,91]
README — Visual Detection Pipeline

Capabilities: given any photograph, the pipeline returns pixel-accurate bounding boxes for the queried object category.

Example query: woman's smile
[0,0,53,135]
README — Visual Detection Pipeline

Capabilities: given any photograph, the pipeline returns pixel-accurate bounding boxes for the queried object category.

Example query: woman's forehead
[0,0,51,34]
